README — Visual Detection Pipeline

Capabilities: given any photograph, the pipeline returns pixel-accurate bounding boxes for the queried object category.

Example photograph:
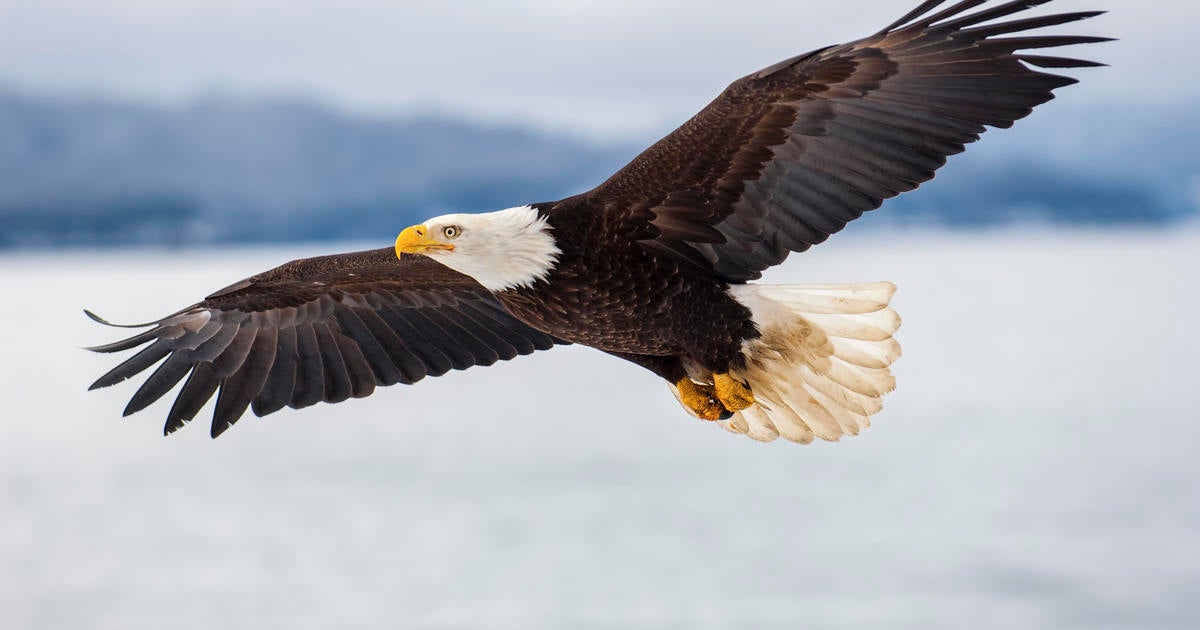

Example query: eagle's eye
[442,225,462,239]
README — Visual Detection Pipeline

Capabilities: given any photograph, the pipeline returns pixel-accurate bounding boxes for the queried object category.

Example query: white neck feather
[422,205,561,292]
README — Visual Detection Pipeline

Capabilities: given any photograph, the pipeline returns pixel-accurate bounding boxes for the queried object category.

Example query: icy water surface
[2,230,1197,629]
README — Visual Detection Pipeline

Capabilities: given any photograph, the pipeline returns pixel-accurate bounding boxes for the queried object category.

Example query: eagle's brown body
[500,201,757,383]
[86,0,1108,439]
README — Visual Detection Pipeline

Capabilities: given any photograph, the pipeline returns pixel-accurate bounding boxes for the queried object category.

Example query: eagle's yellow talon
[675,377,726,421]
[713,373,754,412]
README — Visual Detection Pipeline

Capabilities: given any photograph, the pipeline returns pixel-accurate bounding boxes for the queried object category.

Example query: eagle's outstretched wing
[585,0,1109,281]
[87,248,565,437]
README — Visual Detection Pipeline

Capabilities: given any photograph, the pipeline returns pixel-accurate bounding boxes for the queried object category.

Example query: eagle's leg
[712,373,754,412]
[674,377,728,421]
[602,351,735,421]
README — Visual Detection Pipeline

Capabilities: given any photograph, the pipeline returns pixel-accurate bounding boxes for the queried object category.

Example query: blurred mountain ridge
[0,86,1194,248]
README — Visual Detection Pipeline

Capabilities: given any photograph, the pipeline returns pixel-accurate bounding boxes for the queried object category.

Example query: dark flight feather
[252,326,298,417]
[165,363,220,435]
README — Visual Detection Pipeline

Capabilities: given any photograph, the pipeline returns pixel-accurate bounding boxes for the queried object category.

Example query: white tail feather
[716,282,901,445]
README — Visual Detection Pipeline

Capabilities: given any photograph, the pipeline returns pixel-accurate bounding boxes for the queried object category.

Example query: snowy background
[3,230,1197,629]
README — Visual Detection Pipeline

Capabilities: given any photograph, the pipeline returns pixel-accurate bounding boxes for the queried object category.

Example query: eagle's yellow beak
[395,224,454,257]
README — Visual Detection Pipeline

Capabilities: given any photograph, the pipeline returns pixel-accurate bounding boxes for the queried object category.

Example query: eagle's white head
[394,205,561,292]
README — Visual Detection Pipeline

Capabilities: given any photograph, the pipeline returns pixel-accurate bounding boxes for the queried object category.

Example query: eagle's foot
[713,373,754,412]
[674,377,729,421]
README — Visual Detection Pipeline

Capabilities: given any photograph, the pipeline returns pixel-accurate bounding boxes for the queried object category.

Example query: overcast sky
[0,0,1193,141]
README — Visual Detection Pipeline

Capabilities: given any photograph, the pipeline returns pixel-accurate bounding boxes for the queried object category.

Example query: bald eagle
[87,0,1106,442]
